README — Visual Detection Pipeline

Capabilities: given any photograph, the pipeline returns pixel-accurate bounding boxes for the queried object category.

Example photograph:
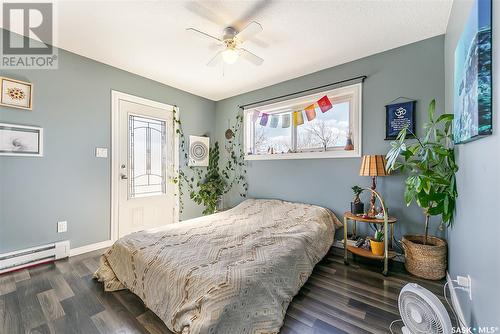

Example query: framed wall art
[0,77,33,110]
[453,0,492,144]
[385,100,416,140]
[0,123,43,157]
[188,135,209,166]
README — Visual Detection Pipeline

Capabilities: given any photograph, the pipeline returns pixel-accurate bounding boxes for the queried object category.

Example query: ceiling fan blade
[185,2,227,27]
[235,21,263,42]
[239,48,264,66]
[208,43,224,51]
[232,0,271,31]
[186,28,222,44]
[207,51,223,67]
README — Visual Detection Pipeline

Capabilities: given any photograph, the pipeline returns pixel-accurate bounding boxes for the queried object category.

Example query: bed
[94,198,341,334]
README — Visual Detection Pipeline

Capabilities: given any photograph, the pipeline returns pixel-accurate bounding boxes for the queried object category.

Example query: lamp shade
[359,155,390,176]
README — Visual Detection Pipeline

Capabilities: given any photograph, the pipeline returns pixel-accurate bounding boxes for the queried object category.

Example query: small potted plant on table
[350,185,364,214]
[370,230,384,256]
[386,100,458,280]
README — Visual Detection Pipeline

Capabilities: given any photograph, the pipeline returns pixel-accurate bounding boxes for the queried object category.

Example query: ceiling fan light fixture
[222,48,239,64]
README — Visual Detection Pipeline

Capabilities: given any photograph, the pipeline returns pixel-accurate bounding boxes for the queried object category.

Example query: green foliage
[373,230,384,242]
[190,142,225,215]
[351,185,363,204]
[386,100,458,239]
[173,109,247,216]
[221,113,248,197]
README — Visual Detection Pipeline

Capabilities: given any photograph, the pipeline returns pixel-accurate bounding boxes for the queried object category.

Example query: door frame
[110,90,179,242]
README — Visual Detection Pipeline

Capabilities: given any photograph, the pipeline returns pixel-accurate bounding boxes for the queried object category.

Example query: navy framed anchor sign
[385,100,416,139]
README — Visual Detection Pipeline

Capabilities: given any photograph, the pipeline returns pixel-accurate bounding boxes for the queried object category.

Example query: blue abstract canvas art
[454,0,492,144]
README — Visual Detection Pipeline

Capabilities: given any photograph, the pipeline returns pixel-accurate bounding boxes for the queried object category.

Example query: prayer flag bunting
[305,104,316,121]
[260,113,269,126]
[281,114,291,128]
[317,95,333,113]
[252,110,260,123]
[293,111,304,126]
[270,115,279,128]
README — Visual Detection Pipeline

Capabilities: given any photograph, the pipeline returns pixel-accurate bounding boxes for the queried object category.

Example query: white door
[112,91,178,239]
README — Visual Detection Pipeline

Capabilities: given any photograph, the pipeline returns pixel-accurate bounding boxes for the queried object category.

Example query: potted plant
[386,99,458,280]
[370,230,384,256]
[350,185,364,214]
[190,142,226,215]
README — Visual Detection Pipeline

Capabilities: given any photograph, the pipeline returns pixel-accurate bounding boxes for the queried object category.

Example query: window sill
[244,150,361,161]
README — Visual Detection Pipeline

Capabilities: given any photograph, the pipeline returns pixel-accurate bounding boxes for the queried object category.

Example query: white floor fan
[392,283,453,334]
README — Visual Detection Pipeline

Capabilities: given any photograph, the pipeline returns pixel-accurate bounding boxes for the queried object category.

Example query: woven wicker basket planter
[401,235,447,280]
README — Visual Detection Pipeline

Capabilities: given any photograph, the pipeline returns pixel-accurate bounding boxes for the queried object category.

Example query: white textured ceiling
[37,1,453,100]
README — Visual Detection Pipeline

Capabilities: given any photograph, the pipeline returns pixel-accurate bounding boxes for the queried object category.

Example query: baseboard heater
[0,241,70,275]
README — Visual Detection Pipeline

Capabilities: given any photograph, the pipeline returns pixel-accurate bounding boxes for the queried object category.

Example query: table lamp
[359,155,390,217]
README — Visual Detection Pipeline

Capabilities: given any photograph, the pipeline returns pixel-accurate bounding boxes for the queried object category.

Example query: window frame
[244,83,362,160]
[128,113,168,199]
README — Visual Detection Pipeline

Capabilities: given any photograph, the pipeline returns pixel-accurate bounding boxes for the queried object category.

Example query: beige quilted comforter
[94,199,341,334]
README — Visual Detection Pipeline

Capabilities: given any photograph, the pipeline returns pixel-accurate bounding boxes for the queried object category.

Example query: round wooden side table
[343,211,398,276]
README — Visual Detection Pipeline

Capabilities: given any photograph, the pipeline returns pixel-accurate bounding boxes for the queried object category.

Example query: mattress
[94,198,341,334]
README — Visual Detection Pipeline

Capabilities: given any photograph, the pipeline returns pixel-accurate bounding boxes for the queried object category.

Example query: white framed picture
[0,123,43,157]
[188,135,209,166]
[0,77,33,110]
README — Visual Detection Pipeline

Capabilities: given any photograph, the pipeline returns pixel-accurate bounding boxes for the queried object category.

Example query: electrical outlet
[57,221,67,233]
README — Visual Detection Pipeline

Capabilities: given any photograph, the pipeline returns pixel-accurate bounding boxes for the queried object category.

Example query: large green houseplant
[190,142,225,215]
[386,100,458,280]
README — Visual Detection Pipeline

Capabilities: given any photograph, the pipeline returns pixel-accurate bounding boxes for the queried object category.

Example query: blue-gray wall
[215,36,446,241]
[445,0,500,327]
[0,41,216,253]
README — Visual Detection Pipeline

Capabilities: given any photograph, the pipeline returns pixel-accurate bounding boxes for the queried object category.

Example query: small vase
[344,134,354,151]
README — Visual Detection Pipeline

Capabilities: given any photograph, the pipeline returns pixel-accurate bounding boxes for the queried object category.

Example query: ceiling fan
[186,21,264,67]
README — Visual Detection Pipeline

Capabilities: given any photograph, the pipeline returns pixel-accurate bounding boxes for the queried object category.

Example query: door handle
[121,174,128,180]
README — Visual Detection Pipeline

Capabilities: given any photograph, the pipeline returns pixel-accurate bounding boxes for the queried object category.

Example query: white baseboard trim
[446,272,467,327]
[69,240,114,257]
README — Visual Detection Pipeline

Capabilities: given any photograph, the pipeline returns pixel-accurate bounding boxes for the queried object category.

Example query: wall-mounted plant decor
[173,109,247,215]
[0,77,33,110]
[222,113,248,200]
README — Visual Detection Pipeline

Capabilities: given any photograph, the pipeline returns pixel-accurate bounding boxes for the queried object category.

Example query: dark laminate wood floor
[0,248,454,334]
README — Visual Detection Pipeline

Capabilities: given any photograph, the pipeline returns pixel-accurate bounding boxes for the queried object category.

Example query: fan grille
[399,291,444,334]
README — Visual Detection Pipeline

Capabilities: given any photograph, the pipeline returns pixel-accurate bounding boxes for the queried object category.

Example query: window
[245,83,362,160]
[128,115,167,198]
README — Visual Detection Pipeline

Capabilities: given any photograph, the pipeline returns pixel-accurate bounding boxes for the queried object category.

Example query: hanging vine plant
[172,108,248,215]
[222,113,248,198]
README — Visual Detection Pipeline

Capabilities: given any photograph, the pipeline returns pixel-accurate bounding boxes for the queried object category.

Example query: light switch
[95,147,108,158]
[57,221,67,233]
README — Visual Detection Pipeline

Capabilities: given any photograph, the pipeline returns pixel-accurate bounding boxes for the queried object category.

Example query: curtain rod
[238,75,367,110]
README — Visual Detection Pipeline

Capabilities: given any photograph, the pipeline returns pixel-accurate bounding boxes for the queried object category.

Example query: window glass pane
[296,101,350,151]
[129,115,166,198]
[253,113,292,154]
